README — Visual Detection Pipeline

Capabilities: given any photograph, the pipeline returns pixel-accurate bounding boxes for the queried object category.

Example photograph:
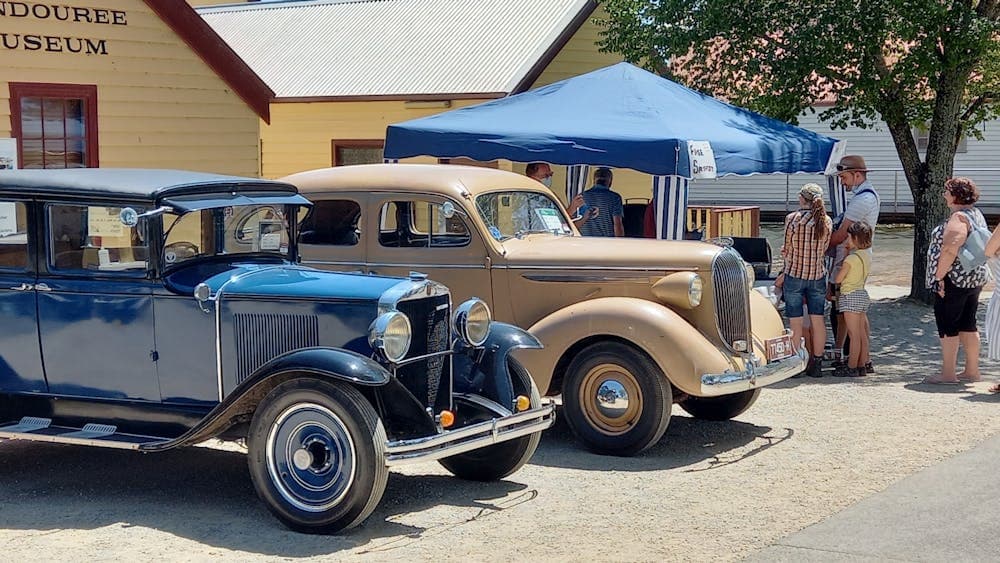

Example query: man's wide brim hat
[836,155,868,172]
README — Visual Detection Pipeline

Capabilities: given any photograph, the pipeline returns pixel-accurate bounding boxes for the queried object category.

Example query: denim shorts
[783,275,826,318]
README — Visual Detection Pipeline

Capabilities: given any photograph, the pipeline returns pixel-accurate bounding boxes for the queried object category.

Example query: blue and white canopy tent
[385,62,846,239]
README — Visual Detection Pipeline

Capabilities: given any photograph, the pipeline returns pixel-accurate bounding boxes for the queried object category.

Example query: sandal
[989,383,1000,394]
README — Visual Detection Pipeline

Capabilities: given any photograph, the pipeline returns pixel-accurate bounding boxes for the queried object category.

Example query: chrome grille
[234,313,319,383]
[394,293,452,411]
[712,249,751,352]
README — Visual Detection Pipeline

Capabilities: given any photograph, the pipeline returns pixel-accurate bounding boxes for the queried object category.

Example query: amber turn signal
[515,395,531,412]
[439,410,455,428]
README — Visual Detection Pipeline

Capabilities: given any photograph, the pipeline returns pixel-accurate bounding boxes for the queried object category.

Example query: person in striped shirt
[781,183,833,377]
[579,167,624,237]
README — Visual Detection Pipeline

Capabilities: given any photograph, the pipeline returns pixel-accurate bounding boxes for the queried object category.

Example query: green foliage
[599,0,1000,137]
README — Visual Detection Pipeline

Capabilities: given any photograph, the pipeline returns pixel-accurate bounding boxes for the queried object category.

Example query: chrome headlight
[368,311,411,362]
[688,274,704,307]
[454,298,491,346]
[743,260,755,286]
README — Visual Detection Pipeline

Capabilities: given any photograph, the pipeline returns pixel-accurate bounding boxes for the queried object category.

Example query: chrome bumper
[384,404,555,467]
[700,350,806,396]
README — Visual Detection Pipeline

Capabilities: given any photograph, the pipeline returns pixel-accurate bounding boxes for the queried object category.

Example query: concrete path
[747,432,1000,562]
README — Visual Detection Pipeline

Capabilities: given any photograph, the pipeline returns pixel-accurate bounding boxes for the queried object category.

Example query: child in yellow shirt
[833,222,873,377]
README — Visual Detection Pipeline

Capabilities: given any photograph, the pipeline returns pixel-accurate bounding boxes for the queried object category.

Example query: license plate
[765,334,795,362]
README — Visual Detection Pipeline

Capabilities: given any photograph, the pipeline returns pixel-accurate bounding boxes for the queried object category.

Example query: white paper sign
[0,202,17,236]
[687,140,717,179]
[0,138,17,170]
[88,206,125,237]
[534,208,567,232]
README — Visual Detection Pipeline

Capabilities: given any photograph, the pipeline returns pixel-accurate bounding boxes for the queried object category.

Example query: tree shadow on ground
[530,408,790,472]
[0,441,528,556]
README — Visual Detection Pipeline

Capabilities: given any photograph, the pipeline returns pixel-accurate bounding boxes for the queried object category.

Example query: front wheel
[247,378,388,534]
[562,341,672,456]
[679,388,761,421]
[439,358,542,481]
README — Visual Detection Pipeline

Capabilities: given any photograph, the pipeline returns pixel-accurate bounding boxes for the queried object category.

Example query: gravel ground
[2,296,999,562]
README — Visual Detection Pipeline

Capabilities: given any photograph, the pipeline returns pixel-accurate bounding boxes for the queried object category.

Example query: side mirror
[441,201,456,219]
[120,207,139,227]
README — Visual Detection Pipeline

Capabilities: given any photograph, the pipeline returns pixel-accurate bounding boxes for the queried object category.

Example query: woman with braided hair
[779,183,833,378]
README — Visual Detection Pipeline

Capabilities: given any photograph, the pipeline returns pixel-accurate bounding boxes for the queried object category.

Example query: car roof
[285,164,553,200]
[0,168,298,202]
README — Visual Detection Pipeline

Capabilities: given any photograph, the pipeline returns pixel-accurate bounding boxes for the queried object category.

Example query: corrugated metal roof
[198,0,594,98]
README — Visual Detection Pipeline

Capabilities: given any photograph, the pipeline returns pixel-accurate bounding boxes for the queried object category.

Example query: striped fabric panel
[827,175,846,219]
[652,175,689,240]
[566,165,589,201]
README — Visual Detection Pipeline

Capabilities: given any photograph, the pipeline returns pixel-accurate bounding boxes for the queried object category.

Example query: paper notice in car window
[0,202,16,236]
[88,207,124,237]
[534,208,563,231]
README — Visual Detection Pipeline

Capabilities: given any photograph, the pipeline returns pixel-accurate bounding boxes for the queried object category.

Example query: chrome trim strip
[521,273,657,283]
[299,260,367,267]
[493,265,696,271]
[384,404,554,466]
[700,351,805,396]
[366,262,487,270]
[393,349,454,367]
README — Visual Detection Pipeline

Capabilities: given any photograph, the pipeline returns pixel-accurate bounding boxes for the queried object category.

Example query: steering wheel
[163,241,200,263]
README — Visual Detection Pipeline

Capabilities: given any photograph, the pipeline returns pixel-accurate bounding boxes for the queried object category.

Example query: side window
[378,200,470,248]
[48,204,148,273]
[0,201,29,270]
[299,200,362,246]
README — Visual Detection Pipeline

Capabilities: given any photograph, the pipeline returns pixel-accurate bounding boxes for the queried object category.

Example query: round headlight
[744,261,756,286]
[454,298,491,346]
[688,274,703,308]
[368,311,411,362]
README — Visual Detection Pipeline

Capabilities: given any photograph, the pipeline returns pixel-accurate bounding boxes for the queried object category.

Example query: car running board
[0,417,170,450]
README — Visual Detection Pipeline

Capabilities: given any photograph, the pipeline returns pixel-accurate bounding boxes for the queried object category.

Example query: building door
[0,199,45,392]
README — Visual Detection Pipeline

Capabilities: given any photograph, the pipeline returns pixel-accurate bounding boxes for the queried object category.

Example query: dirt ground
[2,296,1000,562]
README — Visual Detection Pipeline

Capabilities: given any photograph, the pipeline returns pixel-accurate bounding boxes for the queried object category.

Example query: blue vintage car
[0,168,554,533]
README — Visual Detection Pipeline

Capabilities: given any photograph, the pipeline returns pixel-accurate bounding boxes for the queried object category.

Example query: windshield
[475,191,573,240]
[162,204,297,266]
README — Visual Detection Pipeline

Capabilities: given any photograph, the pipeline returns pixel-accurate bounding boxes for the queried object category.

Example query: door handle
[34,283,52,292]
[8,282,31,291]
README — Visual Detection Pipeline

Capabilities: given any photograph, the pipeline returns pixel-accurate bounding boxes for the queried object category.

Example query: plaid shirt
[783,210,832,280]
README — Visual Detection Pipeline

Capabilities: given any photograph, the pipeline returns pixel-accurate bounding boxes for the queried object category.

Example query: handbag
[957,210,991,271]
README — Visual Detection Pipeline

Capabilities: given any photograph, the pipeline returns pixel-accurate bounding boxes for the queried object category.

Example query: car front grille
[394,293,452,411]
[234,313,320,384]
[712,249,751,353]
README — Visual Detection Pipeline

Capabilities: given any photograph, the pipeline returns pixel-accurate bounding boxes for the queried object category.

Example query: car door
[366,193,493,309]
[0,198,45,392]
[37,202,159,400]
[298,195,369,274]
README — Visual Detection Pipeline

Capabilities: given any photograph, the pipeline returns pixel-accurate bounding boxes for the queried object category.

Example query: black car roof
[0,168,298,202]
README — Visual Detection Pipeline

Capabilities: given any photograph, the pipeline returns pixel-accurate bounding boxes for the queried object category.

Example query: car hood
[203,264,405,302]
[498,235,722,270]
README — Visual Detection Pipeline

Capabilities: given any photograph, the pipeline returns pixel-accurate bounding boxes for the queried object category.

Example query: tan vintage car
[284,164,804,456]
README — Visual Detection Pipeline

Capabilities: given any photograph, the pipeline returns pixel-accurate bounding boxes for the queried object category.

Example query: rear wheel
[679,389,760,421]
[562,341,671,456]
[439,358,542,481]
[247,378,388,534]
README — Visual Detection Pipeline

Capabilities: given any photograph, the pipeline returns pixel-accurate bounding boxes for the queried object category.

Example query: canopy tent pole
[652,175,690,240]
[566,165,590,201]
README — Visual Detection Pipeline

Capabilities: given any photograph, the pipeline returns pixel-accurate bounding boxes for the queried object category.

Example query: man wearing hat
[828,155,880,369]
[579,167,624,237]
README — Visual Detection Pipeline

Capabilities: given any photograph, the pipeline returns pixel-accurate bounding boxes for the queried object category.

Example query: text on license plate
[765,335,795,362]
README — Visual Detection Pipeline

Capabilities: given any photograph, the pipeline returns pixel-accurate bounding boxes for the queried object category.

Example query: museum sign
[0,2,127,55]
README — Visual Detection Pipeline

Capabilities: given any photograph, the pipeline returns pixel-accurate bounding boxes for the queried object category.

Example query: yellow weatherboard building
[194,0,629,197]
[1,0,272,176]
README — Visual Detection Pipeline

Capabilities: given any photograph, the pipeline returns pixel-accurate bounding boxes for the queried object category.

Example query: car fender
[453,321,542,409]
[512,297,736,397]
[141,347,391,451]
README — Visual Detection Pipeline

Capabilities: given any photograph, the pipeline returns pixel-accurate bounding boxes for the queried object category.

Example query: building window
[10,83,99,169]
[912,126,967,154]
[331,140,384,166]
[438,157,498,168]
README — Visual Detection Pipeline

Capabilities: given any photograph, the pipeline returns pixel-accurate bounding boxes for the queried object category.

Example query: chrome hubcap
[579,363,643,435]
[595,379,629,419]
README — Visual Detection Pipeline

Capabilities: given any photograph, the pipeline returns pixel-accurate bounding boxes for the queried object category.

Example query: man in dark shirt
[579,167,624,237]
